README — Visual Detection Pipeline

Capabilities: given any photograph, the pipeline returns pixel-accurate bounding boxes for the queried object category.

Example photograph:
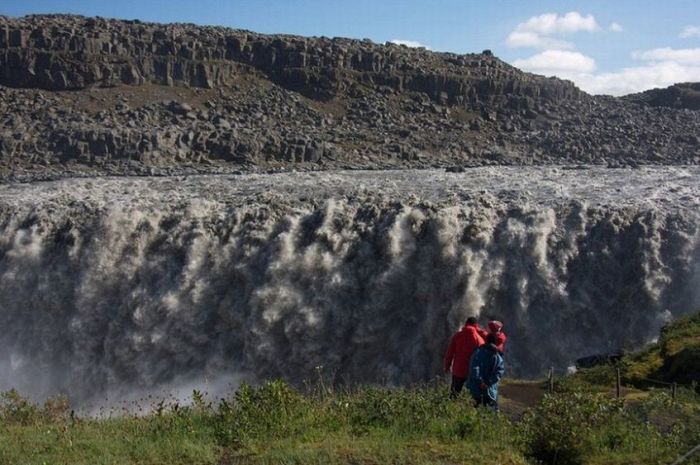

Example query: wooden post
[616,368,621,399]
[548,367,554,393]
[672,382,677,402]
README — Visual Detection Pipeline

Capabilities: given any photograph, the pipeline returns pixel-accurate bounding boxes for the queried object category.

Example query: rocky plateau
[0,14,699,180]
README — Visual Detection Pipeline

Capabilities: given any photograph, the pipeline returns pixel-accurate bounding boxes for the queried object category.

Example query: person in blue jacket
[467,333,505,411]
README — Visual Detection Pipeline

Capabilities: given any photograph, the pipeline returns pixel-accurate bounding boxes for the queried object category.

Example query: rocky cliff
[0,14,699,178]
[624,82,700,111]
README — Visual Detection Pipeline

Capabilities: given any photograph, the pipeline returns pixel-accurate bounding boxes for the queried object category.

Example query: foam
[0,166,697,407]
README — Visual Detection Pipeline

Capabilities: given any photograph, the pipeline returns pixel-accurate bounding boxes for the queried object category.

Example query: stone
[168,101,193,115]
[0,14,695,178]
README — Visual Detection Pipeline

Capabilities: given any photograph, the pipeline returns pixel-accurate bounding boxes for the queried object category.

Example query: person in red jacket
[487,320,507,353]
[477,325,488,340]
[444,317,485,397]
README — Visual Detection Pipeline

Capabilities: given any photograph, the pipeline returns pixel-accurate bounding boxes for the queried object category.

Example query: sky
[2,0,700,96]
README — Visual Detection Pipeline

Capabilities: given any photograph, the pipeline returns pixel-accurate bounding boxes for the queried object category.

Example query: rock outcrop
[0,15,582,104]
[0,14,699,179]
[624,82,700,111]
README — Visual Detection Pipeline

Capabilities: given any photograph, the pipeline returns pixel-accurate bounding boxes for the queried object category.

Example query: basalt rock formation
[0,14,699,179]
[624,82,700,111]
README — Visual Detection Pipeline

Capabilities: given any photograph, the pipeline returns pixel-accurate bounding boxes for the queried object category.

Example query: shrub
[215,380,307,448]
[42,393,70,423]
[519,392,623,465]
[345,386,452,435]
[345,386,396,433]
[0,390,71,426]
[633,389,700,448]
[0,389,39,426]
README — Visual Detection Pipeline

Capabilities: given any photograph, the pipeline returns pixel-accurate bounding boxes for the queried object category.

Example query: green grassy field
[1,379,697,465]
[1,310,699,465]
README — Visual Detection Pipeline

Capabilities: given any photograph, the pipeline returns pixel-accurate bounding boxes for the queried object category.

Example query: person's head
[488,320,504,333]
[465,316,478,326]
[486,333,498,345]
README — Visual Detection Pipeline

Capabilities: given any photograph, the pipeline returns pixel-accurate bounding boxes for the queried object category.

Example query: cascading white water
[0,167,698,407]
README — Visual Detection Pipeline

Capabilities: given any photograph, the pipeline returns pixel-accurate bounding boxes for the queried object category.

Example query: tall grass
[214,380,522,464]
[0,381,697,465]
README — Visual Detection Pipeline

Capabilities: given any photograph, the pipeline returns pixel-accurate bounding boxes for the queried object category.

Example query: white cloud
[507,12,699,95]
[516,12,598,35]
[575,61,700,96]
[680,26,700,38]
[511,47,700,96]
[506,31,573,50]
[632,47,700,65]
[389,39,431,50]
[513,50,597,74]
[507,12,599,50]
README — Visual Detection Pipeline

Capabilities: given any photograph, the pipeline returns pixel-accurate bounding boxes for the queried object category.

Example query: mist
[0,167,698,407]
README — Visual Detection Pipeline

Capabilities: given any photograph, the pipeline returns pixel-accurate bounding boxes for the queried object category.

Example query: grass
[1,381,697,465]
[564,308,700,391]
[2,310,700,465]
[0,384,528,465]
[214,381,526,464]
[222,435,528,465]
[0,405,220,465]
[625,310,700,385]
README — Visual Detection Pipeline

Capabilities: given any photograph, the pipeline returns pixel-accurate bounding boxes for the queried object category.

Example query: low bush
[518,390,695,465]
[214,379,312,448]
[520,392,624,465]
[345,385,454,434]
[0,389,38,426]
[0,389,71,426]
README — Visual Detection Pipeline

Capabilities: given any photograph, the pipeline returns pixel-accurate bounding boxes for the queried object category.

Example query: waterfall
[0,167,698,406]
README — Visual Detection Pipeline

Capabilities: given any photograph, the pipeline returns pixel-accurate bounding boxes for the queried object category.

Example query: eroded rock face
[0,14,582,104]
[0,14,698,178]
[624,83,700,111]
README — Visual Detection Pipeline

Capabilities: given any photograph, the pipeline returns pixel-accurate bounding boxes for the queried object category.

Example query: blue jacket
[467,343,505,402]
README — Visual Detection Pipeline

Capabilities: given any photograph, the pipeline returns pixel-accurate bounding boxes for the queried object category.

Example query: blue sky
[2,0,700,95]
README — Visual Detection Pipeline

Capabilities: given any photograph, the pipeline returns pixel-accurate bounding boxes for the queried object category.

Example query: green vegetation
[522,389,699,465]
[0,389,219,465]
[1,310,699,465]
[1,380,697,465]
[563,308,700,391]
[625,310,700,386]
[549,309,700,464]
[214,380,523,464]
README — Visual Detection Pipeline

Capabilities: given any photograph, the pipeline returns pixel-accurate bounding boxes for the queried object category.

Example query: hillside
[624,82,700,111]
[624,309,700,386]
[0,15,699,179]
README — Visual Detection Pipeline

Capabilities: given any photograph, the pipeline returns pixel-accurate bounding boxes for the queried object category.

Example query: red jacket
[444,323,485,378]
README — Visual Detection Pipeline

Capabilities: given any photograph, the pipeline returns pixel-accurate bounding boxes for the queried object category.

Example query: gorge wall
[0,15,698,179]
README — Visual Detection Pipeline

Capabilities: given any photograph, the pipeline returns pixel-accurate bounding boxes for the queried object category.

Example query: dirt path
[499,381,548,419]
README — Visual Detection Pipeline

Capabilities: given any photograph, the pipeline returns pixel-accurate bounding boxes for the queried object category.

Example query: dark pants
[450,376,467,398]
[473,391,499,412]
